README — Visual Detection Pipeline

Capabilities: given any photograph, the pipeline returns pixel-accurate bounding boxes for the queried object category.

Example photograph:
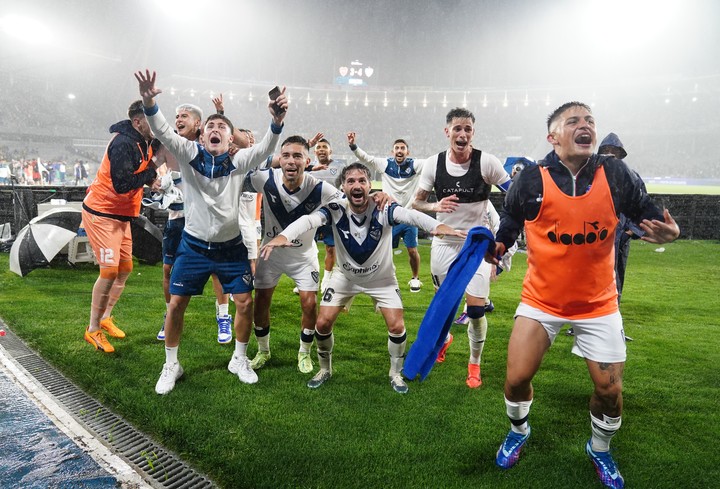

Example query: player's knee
[467,305,485,319]
[299,293,317,313]
[233,293,253,313]
[99,266,119,280]
[594,379,623,402]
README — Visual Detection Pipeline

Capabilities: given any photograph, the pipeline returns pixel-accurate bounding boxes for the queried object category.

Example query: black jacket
[496,150,663,249]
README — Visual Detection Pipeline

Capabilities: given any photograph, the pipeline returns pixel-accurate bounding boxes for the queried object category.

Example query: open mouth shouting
[574,132,593,148]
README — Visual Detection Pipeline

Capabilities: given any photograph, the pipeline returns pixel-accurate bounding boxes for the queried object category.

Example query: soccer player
[260,162,465,393]
[411,107,511,388]
[135,69,287,395]
[81,100,158,353]
[347,132,427,292]
[244,135,343,373]
[489,102,679,488]
[311,138,338,292]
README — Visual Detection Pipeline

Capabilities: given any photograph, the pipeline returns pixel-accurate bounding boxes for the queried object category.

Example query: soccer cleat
[217,314,233,344]
[566,328,575,336]
[484,300,495,313]
[297,352,314,373]
[390,374,409,394]
[466,363,482,388]
[250,350,271,370]
[496,427,531,469]
[307,369,331,389]
[100,316,125,339]
[157,313,166,341]
[586,441,625,489]
[292,286,300,295]
[454,312,470,325]
[408,278,423,293]
[155,362,183,395]
[436,334,454,363]
[84,328,115,353]
[228,355,258,384]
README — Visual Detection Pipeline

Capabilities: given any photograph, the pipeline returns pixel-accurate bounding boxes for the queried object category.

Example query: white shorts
[321,272,403,309]
[254,251,320,291]
[515,303,627,363]
[430,241,492,298]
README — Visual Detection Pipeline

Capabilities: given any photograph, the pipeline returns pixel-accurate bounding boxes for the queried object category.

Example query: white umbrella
[9,207,82,276]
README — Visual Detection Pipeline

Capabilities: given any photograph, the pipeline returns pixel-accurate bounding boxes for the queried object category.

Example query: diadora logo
[339,229,350,239]
[548,221,609,245]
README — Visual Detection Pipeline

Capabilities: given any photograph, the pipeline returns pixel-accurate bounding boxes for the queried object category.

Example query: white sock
[217,302,229,317]
[165,346,178,364]
[468,316,488,364]
[590,413,622,452]
[299,328,315,353]
[234,340,248,359]
[505,396,533,435]
[255,326,270,352]
[387,330,407,377]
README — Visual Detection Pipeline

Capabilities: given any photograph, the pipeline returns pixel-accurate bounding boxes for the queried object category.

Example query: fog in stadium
[1,0,718,181]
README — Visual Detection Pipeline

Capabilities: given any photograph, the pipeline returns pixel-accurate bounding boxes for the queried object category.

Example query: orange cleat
[466,363,482,388]
[84,328,115,353]
[100,316,125,338]
[436,334,454,363]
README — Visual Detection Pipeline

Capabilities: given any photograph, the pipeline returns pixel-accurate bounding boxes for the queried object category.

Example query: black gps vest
[433,149,491,203]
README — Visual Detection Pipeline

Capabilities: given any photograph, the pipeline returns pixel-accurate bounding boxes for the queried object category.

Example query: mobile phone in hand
[268,86,285,115]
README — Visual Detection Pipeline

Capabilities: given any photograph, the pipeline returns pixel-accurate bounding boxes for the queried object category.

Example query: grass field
[644,184,720,195]
[1,239,719,488]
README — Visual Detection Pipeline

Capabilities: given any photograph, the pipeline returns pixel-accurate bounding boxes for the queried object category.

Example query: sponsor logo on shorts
[172,282,184,287]
[311,271,320,283]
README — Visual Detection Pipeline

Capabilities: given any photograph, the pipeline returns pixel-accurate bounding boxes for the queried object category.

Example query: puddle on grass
[0,371,118,488]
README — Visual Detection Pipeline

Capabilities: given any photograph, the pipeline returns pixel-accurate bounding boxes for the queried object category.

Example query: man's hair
[317,138,331,147]
[176,103,204,121]
[446,107,475,125]
[127,100,145,120]
[546,101,592,131]
[339,162,371,186]
[393,138,409,149]
[204,113,234,135]
[281,135,310,151]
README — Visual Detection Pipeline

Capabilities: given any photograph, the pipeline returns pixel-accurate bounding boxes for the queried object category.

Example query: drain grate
[0,327,216,489]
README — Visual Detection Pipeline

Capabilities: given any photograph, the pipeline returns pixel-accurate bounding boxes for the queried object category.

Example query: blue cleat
[586,441,624,489]
[495,427,531,469]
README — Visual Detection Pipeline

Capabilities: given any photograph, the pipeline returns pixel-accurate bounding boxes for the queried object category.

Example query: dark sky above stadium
[1,0,718,92]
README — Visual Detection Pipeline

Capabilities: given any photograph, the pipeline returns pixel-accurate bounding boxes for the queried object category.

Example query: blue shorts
[392,223,418,249]
[315,224,334,246]
[162,217,185,266]
[169,234,252,296]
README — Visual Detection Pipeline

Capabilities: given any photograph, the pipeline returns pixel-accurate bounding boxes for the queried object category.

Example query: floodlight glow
[306,93,311,104]
[585,0,679,51]
[1,14,53,45]
[67,93,76,100]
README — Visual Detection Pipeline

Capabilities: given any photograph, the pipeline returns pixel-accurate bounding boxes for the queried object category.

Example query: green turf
[1,239,719,488]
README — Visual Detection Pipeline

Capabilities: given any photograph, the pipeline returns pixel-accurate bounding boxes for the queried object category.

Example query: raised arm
[347,132,388,173]
[410,188,460,214]
[135,70,197,164]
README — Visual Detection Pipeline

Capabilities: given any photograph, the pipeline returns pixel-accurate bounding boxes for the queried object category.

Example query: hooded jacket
[496,151,661,249]
[83,120,157,220]
[598,132,627,159]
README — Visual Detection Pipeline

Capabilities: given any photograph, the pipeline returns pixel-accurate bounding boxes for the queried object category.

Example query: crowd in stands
[2,71,719,184]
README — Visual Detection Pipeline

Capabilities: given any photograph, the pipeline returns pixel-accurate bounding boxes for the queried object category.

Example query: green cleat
[297,352,314,373]
[249,350,271,370]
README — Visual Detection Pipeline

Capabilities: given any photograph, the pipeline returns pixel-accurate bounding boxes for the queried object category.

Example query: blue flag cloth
[403,226,495,381]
